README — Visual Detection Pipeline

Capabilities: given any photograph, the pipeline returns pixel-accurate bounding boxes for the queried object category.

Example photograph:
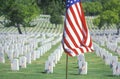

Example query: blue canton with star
[66,0,81,9]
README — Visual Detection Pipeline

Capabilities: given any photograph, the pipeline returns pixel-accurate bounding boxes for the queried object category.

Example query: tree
[82,2,102,16]
[50,13,63,27]
[0,0,40,34]
[99,10,119,29]
[36,0,65,15]
[36,0,64,27]
[93,16,100,29]
[93,0,120,34]
[36,0,50,14]
[49,0,63,27]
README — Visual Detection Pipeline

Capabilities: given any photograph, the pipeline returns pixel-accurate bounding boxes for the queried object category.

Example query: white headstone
[31,51,36,61]
[47,61,53,73]
[19,56,27,68]
[26,53,31,64]
[36,50,40,59]
[112,62,118,75]
[105,53,112,65]
[110,56,118,67]
[116,47,120,55]
[8,51,14,61]
[116,62,120,76]
[0,52,5,63]
[45,61,49,72]
[11,59,19,71]
[45,60,54,74]
[112,62,120,76]
[78,61,88,75]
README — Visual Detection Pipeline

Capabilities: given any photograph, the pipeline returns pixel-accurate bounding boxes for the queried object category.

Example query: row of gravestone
[0,34,44,62]
[11,42,52,71]
[0,33,62,71]
[44,45,63,73]
[93,43,120,76]
[90,28,117,35]
[28,16,62,35]
[11,42,62,71]
[0,21,59,35]
[106,36,120,56]
[92,34,120,56]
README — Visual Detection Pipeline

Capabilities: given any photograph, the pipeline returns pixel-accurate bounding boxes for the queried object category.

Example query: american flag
[62,0,94,57]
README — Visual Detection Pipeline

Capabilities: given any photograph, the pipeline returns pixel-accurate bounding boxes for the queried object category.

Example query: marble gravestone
[26,53,31,64]
[105,53,112,65]
[0,52,5,63]
[110,56,118,69]
[77,54,88,74]
[45,61,49,73]
[19,56,27,68]
[78,61,88,75]
[11,59,19,71]
[45,60,53,74]
[112,62,120,76]
[115,62,120,76]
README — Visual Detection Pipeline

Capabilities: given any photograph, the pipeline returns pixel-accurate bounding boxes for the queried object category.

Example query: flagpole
[66,54,68,79]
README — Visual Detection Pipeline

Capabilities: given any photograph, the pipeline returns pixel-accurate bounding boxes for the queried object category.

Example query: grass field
[0,44,120,79]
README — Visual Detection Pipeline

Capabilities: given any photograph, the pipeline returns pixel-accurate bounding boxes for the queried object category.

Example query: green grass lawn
[0,15,119,79]
[0,47,120,79]
[0,26,120,79]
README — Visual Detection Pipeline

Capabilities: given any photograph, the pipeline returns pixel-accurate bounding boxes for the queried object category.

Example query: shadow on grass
[73,66,78,68]
[69,73,80,75]
[41,71,46,74]
[106,75,119,77]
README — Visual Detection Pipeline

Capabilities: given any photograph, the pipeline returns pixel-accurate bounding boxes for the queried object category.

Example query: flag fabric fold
[62,0,94,57]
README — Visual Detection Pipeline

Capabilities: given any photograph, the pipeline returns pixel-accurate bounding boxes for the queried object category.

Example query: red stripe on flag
[65,24,78,48]
[69,6,85,42]
[66,11,82,43]
[70,4,90,52]
[64,38,79,55]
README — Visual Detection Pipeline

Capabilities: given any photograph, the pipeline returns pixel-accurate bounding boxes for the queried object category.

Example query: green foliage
[92,0,120,31]
[82,2,102,16]
[100,10,119,26]
[0,0,40,33]
[50,13,63,26]
[93,16,100,28]
[49,1,63,26]
[36,0,64,26]
[36,0,65,15]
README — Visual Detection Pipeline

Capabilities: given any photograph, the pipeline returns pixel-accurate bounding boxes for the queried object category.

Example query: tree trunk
[17,24,22,34]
